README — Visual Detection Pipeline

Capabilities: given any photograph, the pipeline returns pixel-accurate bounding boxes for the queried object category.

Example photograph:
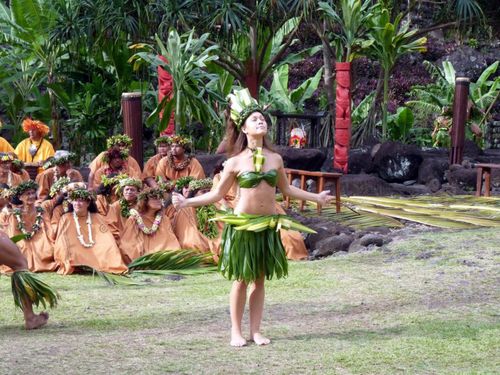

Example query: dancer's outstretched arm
[276,158,334,206]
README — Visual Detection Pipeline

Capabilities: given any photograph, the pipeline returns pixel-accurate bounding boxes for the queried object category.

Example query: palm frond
[128,249,216,275]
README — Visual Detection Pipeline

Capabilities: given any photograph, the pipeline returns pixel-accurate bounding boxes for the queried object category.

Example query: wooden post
[450,77,470,165]
[122,92,143,168]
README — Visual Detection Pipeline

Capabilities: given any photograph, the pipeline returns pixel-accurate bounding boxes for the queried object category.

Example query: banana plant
[364,7,427,140]
[260,64,323,114]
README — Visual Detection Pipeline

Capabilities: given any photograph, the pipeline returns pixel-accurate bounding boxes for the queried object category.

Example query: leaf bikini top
[237,147,278,188]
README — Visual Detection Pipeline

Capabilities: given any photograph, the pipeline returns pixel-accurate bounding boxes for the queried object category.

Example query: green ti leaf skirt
[213,212,316,283]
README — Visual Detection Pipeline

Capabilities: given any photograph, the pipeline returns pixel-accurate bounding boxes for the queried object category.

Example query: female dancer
[172,88,333,347]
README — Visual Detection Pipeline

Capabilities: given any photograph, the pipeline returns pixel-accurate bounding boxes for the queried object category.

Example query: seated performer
[142,135,170,187]
[106,177,142,241]
[88,135,141,189]
[91,147,141,190]
[172,88,333,346]
[0,153,23,187]
[0,180,56,273]
[171,178,216,255]
[0,121,15,153]
[15,118,55,174]
[53,187,127,275]
[119,187,180,264]
[155,135,205,182]
[36,150,83,200]
[10,156,31,181]
[49,181,87,233]
[0,231,58,329]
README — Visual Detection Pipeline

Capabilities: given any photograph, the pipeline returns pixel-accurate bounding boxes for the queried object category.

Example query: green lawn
[1,228,499,375]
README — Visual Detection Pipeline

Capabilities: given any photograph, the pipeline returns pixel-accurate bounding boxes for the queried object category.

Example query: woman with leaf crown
[172,178,221,260]
[118,187,180,264]
[105,177,143,241]
[53,188,127,275]
[87,134,142,188]
[172,88,334,347]
[0,181,56,273]
[91,146,141,190]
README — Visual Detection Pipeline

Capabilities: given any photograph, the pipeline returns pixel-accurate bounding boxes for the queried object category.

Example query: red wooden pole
[450,77,470,165]
[334,62,352,173]
[122,92,143,169]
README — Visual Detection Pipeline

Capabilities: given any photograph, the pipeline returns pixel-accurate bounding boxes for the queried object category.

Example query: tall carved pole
[334,62,352,173]
[122,92,143,168]
[450,77,470,165]
[158,56,175,135]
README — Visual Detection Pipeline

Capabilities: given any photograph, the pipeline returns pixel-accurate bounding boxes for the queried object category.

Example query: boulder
[437,46,490,82]
[359,233,385,247]
[445,165,477,191]
[311,233,354,258]
[463,140,483,158]
[347,148,375,174]
[276,146,326,171]
[417,157,449,184]
[373,141,423,182]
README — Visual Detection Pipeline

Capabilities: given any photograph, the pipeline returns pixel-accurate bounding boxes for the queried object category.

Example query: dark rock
[359,234,385,247]
[196,153,227,177]
[347,148,375,174]
[445,165,477,191]
[426,178,442,193]
[348,239,366,253]
[403,180,416,186]
[276,146,326,171]
[437,46,490,82]
[326,174,394,196]
[373,141,423,182]
[304,221,353,250]
[311,233,354,258]
[417,158,449,184]
[463,140,483,158]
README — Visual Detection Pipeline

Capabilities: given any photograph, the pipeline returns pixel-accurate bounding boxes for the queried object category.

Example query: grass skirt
[11,271,59,310]
[218,224,288,283]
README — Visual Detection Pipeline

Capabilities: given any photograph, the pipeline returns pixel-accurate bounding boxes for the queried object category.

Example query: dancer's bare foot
[230,329,247,347]
[252,332,270,346]
[25,312,49,330]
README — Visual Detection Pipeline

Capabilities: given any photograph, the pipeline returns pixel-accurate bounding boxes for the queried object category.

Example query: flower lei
[167,153,192,171]
[129,208,163,235]
[13,207,44,240]
[73,211,95,248]
[196,204,219,239]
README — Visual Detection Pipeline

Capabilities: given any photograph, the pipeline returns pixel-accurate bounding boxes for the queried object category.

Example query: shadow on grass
[278,318,498,343]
